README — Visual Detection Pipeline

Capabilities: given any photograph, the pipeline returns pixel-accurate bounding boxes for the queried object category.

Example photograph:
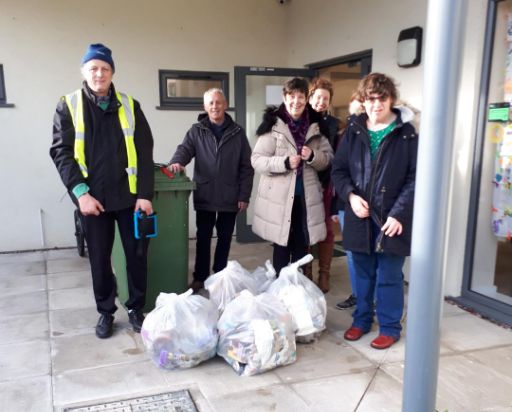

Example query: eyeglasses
[365,94,389,103]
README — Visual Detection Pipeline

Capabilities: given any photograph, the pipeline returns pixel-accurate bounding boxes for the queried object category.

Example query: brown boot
[317,241,333,293]
[302,247,313,279]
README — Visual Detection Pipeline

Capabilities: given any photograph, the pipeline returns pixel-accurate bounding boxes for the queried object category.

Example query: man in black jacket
[50,43,154,339]
[168,88,254,292]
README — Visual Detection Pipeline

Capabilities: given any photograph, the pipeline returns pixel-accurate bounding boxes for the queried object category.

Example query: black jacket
[317,113,341,188]
[331,109,418,256]
[50,82,154,211]
[170,113,254,212]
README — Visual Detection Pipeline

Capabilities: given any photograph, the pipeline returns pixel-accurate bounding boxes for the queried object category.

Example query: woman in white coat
[251,77,334,275]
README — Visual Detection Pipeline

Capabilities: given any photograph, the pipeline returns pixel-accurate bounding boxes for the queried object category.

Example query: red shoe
[344,326,367,341]
[370,335,398,349]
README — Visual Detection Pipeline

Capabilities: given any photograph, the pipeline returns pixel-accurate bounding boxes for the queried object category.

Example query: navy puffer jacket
[331,109,418,256]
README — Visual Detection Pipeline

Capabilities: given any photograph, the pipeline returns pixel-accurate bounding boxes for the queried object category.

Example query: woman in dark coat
[331,73,418,349]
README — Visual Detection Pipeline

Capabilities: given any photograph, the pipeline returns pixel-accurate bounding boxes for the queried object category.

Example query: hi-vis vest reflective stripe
[64,89,138,194]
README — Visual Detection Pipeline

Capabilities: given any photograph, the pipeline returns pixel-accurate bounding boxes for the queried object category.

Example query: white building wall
[0,0,288,251]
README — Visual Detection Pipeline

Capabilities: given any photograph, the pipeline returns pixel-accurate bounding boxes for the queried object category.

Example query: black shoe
[189,279,204,294]
[128,309,145,333]
[335,294,357,310]
[95,314,114,339]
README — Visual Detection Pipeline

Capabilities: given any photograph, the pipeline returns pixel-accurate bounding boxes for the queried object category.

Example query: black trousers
[273,195,308,275]
[82,207,148,315]
[193,210,237,281]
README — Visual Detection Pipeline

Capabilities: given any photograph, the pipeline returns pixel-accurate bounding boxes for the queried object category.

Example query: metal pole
[403,1,467,411]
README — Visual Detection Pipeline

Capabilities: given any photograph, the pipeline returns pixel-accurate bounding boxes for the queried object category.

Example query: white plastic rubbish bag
[217,290,297,376]
[250,260,277,293]
[267,254,327,343]
[205,261,259,313]
[141,289,219,370]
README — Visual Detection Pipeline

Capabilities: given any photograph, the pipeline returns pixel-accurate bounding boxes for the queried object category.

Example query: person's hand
[238,201,249,211]
[349,193,370,219]
[135,199,153,215]
[78,193,105,216]
[381,216,402,237]
[168,163,185,173]
[289,155,302,169]
[331,214,339,223]
[301,146,313,161]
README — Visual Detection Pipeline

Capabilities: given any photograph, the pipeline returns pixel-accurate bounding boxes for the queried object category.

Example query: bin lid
[154,166,195,191]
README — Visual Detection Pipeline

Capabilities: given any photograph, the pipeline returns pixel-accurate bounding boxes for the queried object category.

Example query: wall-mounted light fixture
[397,26,423,68]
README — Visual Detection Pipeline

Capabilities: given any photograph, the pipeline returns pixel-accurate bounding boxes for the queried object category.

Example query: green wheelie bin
[112,166,195,312]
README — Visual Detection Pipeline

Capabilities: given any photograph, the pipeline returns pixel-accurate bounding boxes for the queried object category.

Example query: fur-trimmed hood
[256,103,322,136]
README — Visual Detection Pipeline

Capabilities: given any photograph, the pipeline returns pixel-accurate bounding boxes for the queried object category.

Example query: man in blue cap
[50,43,154,339]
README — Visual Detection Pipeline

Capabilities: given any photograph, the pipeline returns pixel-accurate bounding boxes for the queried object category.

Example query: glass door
[461,0,512,325]
[234,66,317,242]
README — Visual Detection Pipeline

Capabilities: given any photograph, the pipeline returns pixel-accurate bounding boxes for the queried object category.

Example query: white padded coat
[251,118,333,246]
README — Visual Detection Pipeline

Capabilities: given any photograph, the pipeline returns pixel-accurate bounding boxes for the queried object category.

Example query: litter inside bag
[268,254,327,343]
[141,289,219,370]
[217,290,296,376]
[205,261,260,313]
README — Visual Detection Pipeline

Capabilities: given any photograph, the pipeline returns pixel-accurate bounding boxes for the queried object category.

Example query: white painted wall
[284,0,488,296]
[0,0,288,251]
[284,0,427,109]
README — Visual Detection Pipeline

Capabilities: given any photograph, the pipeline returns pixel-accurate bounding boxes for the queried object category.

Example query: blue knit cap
[81,43,115,72]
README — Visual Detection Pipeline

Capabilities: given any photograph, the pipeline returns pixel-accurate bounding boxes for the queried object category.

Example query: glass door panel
[235,67,316,242]
[470,0,512,306]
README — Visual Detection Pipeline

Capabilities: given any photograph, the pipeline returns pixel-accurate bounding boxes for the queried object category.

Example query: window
[157,70,229,110]
[0,65,14,107]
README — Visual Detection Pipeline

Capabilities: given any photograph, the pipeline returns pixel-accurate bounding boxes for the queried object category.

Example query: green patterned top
[368,121,396,159]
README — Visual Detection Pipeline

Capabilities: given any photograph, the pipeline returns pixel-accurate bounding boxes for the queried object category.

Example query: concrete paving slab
[355,369,403,412]
[343,329,408,365]
[0,260,46,277]
[53,360,168,409]
[0,273,46,296]
[324,305,354,332]
[0,339,50,381]
[46,258,91,274]
[2,312,49,344]
[464,344,512,378]
[442,300,469,317]
[383,351,512,411]
[167,356,282,399]
[49,286,96,311]
[273,332,374,383]
[47,270,92,290]
[291,370,376,412]
[343,314,458,366]
[0,251,45,264]
[51,328,147,373]
[207,384,309,412]
[441,313,512,352]
[50,307,100,337]
[0,375,52,412]
[0,290,48,318]
[45,248,85,261]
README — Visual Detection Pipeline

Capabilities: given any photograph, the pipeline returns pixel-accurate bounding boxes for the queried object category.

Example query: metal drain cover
[64,390,197,411]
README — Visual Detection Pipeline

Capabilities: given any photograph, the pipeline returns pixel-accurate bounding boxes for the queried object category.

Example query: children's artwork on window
[492,124,512,240]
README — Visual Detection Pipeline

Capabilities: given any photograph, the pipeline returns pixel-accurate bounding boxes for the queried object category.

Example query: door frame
[306,49,373,75]
[453,0,512,326]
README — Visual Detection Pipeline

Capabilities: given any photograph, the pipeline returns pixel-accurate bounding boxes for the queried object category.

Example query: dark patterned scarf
[278,104,310,176]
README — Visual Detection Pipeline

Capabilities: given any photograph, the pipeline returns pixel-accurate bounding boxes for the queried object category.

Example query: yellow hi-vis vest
[64,89,138,194]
